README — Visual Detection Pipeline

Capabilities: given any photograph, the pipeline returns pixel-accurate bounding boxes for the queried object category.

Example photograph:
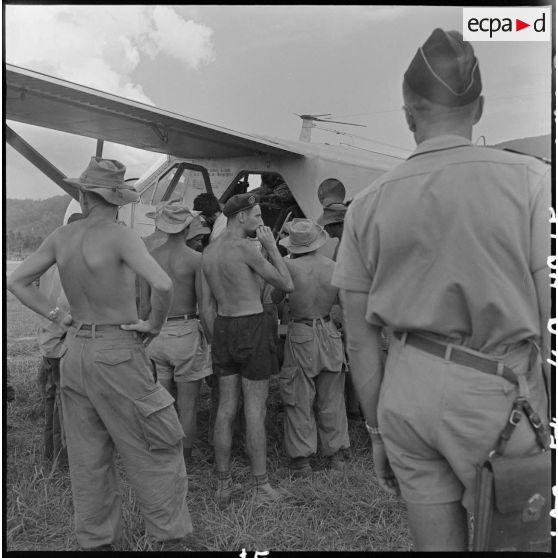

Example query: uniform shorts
[147,319,211,383]
[212,312,278,380]
[378,334,548,511]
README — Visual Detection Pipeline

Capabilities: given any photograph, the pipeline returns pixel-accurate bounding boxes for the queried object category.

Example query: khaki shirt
[332,135,550,353]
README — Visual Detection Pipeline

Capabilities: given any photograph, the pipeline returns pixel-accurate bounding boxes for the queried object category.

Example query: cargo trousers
[37,356,67,463]
[278,318,350,458]
[60,324,192,549]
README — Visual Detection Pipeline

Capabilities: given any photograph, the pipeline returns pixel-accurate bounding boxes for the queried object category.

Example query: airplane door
[132,162,212,237]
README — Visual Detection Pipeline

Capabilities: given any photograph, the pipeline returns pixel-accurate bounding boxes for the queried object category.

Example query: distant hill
[6,195,72,255]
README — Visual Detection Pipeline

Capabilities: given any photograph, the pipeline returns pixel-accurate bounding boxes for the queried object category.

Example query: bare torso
[149,236,200,316]
[55,219,139,324]
[202,235,263,316]
[285,254,338,319]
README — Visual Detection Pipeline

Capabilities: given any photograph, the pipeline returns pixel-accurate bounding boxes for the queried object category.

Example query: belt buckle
[509,408,522,426]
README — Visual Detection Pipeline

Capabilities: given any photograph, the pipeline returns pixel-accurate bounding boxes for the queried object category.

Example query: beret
[223,193,259,218]
[404,28,482,107]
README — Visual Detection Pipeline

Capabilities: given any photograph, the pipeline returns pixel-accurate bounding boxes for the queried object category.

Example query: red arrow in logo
[516,18,530,31]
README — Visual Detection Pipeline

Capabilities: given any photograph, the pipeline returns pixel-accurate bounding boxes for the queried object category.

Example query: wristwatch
[365,422,383,441]
[47,307,60,322]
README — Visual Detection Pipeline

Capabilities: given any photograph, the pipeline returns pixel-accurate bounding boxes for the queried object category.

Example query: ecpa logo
[463,7,551,41]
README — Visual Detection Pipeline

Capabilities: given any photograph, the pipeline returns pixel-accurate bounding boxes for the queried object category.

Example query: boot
[251,474,291,504]
[289,456,312,477]
[329,450,347,472]
[215,471,234,509]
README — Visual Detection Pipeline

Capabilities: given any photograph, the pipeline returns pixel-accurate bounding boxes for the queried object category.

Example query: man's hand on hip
[121,320,161,347]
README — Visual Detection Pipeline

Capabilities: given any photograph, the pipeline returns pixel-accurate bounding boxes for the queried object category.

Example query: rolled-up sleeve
[332,203,373,293]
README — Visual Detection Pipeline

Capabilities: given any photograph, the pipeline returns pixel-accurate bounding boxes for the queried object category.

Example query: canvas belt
[394,331,519,386]
[291,315,330,327]
[167,313,199,321]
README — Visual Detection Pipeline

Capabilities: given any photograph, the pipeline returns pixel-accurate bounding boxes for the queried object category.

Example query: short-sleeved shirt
[332,135,550,353]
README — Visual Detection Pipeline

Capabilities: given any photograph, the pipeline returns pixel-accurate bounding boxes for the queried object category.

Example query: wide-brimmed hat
[404,28,481,107]
[154,204,195,234]
[279,218,328,254]
[186,215,211,240]
[145,197,182,220]
[64,157,139,206]
[317,202,347,226]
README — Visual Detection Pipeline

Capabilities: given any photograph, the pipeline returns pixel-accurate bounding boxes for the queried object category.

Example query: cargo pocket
[278,365,298,407]
[288,331,315,376]
[193,324,211,372]
[134,387,184,450]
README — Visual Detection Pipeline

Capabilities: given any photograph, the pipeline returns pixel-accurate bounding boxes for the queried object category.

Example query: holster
[473,451,551,551]
[472,376,551,552]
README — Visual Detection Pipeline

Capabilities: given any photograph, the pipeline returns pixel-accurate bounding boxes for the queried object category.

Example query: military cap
[222,193,259,218]
[404,28,482,107]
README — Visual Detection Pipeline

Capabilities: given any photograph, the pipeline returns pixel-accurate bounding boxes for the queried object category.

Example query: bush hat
[64,157,139,206]
[145,197,182,220]
[154,204,195,234]
[186,215,211,240]
[279,218,328,254]
[317,203,347,226]
[404,28,482,107]
[223,193,259,218]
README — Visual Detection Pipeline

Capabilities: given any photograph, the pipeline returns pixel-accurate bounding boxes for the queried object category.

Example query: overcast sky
[5,4,552,199]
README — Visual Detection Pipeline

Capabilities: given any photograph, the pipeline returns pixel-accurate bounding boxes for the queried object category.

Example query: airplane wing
[492,134,551,163]
[5,64,304,159]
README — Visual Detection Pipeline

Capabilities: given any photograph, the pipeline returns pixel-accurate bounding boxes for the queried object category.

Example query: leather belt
[73,323,123,332]
[394,332,519,386]
[167,313,199,321]
[291,315,330,327]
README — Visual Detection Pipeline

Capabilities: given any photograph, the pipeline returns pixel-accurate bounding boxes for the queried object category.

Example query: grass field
[5,285,411,552]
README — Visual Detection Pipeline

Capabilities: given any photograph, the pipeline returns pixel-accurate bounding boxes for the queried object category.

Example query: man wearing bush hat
[273,219,349,474]
[333,29,550,551]
[144,203,212,467]
[8,157,194,550]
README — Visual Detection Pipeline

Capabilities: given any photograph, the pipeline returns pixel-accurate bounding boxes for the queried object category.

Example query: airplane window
[173,170,207,209]
[246,174,262,192]
[139,183,155,204]
[152,165,181,205]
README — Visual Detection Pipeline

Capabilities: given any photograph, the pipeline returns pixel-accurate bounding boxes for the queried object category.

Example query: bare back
[286,254,338,319]
[149,237,200,316]
[202,235,263,316]
[55,220,139,324]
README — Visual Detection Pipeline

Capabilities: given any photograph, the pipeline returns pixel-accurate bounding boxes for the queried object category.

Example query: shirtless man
[7,158,193,551]
[272,219,349,475]
[201,193,294,507]
[143,204,211,466]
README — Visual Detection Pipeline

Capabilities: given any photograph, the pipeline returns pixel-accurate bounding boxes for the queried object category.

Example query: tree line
[6,195,72,258]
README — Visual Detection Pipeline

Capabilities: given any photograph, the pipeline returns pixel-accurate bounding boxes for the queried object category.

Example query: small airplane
[5,63,404,248]
[6,63,550,247]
